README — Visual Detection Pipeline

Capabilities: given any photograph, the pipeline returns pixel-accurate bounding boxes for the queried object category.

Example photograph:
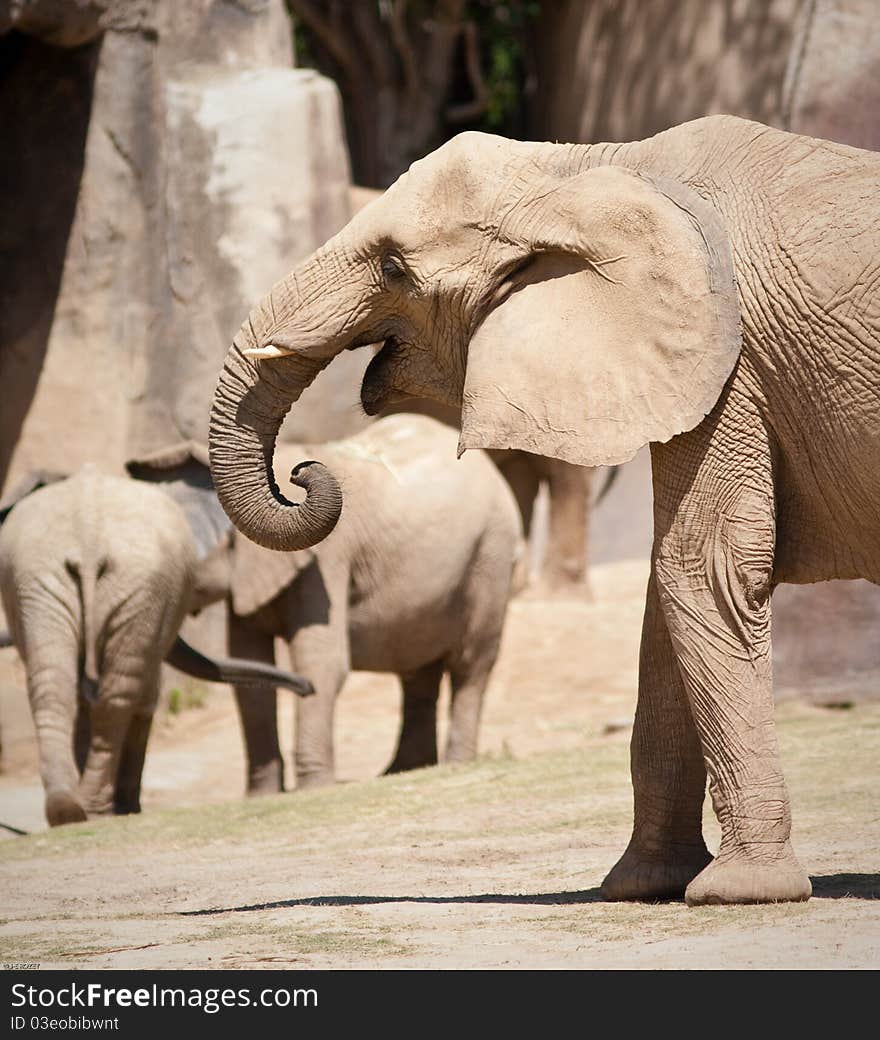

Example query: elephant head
[209,132,741,551]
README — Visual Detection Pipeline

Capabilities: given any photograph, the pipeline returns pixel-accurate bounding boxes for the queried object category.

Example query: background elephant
[208,117,879,906]
[0,465,311,827]
[134,414,522,793]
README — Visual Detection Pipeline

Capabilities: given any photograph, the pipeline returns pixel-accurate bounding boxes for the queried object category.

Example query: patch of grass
[0,928,104,963]
[523,898,815,943]
[167,686,206,716]
[0,736,631,865]
[193,919,412,960]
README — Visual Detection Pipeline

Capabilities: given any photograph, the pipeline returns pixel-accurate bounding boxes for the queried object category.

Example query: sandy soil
[0,559,878,970]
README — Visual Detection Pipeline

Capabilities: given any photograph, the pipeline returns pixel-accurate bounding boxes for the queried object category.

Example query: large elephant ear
[125,441,231,559]
[458,167,741,467]
[229,535,314,618]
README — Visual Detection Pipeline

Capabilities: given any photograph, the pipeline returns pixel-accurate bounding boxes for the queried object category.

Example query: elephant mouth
[361,338,404,415]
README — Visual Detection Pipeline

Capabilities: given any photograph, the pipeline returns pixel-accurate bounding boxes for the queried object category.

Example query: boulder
[1,0,367,490]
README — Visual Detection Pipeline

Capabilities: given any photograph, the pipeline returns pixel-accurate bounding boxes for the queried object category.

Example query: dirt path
[1,560,878,969]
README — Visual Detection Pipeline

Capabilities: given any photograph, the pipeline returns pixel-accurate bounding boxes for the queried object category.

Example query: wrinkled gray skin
[0,466,310,827]
[209,115,880,906]
[142,415,522,793]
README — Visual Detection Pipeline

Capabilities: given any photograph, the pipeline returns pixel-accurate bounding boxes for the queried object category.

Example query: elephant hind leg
[444,657,496,765]
[45,789,88,827]
[443,548,512,764]
[26,648,87,826]
[77,671,140,817]
[542,457,593,591]
[385,660,443,774]
[114,711,153,815]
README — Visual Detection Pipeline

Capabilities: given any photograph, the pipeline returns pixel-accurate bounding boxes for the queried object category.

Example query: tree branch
[288,0,357,74]
[446,19,488,123]
[388,0,419,99]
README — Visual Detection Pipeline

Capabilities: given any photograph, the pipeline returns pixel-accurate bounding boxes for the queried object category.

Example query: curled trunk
[208,273,344,552]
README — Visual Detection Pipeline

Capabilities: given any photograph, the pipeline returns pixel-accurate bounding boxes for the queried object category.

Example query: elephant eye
[381,254,407,282]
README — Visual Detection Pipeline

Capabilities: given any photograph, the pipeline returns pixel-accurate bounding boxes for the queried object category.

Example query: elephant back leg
[24,627,87,826]
[228,612,283,795]
[77,673,142,816]
[444,539,513,764]
[493,451,540,540]
[114,711,154,814]
[540,456,594,591]
[78,585,179,817]
[385,659,443,774]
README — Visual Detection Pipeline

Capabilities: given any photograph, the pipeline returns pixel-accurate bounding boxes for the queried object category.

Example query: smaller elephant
[132,414,523,793]
[382,399,617,589]
[0,464,311,826]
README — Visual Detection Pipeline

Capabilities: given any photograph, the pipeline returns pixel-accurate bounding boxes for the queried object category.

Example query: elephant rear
[0,468,196,825]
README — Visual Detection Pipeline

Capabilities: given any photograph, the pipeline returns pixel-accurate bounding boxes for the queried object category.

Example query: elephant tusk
[241,343,297,360]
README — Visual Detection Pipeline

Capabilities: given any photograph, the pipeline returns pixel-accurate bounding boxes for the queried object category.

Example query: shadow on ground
[180,889,606,916]
[810,874,880,899]
[181,874,880,916]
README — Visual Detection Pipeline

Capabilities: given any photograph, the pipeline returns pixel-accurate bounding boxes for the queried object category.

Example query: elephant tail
[67,557,101,704]
[510,539,530,597]
[165,636,314,697]
[594,465,619,507]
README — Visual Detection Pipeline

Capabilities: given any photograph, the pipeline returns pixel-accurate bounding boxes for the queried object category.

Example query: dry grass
[0,702,878,969]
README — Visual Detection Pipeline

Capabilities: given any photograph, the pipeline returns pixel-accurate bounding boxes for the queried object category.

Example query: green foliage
[287,0,541,139]
[167,686,205,716]
[468,0,541,134]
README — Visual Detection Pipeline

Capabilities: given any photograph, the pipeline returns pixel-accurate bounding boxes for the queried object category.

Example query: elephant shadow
[809,874,880,900]
[181,874,880,916]
[180,889,606,916]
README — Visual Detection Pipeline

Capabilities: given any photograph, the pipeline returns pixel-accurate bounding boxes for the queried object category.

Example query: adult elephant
[0,465,311,826]
[208,116,879,906]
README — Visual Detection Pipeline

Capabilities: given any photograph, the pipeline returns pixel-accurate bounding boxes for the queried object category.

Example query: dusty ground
[0,559,878,970]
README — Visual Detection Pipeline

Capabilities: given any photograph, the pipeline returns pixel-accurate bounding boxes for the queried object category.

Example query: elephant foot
[113,796,141,815]
[246,760,285,797]
[444,742,477,765]
[384,751,437,775]
[296,770,334,791]
[601,840,713,902]
[685,843,811,906]
[45,790,88,828]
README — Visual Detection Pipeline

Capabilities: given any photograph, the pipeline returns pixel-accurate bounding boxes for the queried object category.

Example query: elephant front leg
[601,572,712,901]
[653,448,809,905]
[229,615,284,795]
[288,564,350,790]
[292,650,346,789]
